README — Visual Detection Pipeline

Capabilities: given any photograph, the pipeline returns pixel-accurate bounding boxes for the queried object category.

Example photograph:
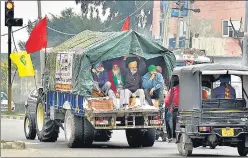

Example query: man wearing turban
[142,65,165,108]
[119,56,146,109]
[91,62,111,95]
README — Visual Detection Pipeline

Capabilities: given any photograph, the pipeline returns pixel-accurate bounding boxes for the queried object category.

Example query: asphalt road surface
[1,118,241,157]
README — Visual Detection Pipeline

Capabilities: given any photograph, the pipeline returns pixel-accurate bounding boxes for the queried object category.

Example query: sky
[1,1,108,53]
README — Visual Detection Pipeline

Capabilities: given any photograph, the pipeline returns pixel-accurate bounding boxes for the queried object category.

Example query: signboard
[55,53,73,91]
[162,0,188,17]
[171,1,188,17]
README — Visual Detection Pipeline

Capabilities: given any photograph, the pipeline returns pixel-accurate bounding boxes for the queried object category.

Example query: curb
[1,141,26,149]
[1,115,24,120]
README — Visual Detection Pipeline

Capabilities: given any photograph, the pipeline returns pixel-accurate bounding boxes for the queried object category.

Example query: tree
[18,8,106,70]
[1,59,17,93]
[75,1,153,36]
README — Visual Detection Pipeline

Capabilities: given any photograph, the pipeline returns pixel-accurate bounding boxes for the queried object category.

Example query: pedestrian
[164,76,179,141]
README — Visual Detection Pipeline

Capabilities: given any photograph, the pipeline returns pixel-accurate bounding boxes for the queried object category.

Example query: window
[202,74,245,109]
[213,75,242,98]
[222,20,241,37]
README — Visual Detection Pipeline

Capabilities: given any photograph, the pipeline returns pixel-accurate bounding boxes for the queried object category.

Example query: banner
[55,53,73,91]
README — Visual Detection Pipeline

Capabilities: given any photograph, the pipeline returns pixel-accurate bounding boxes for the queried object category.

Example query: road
[1,118,240,157]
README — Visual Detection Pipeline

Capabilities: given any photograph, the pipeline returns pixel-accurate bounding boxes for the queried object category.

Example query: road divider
[1,141,25,149]
[1,115,24,120]
[1,112,25,120]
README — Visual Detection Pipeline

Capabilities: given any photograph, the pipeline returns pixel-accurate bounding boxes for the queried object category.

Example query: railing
[202,98,246,109]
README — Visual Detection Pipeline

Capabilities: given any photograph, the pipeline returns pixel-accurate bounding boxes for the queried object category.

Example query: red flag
[121,16,130,31]
[26,17,47,54]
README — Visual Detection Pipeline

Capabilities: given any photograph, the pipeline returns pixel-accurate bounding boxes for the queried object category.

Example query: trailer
[24,30,175,148]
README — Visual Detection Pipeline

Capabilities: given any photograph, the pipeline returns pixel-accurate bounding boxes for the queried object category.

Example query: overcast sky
[1,1,100,53]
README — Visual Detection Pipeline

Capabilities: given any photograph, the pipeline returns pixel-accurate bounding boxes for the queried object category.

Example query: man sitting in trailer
[91,62,111,96]
[119,56,146,109]
[142,65,165,108]
[108,60,125,109]
[212,74,236,99]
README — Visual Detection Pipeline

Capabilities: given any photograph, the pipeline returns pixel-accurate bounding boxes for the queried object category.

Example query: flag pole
[34,74,38,91]
[11,68,17,85]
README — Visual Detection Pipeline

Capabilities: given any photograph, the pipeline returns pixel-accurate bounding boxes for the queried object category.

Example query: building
[190,1,245,57]
[155,1,245,57]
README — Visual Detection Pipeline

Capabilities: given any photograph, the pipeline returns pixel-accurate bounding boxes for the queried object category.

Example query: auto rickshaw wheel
[177,134,193,156]
[237,141,248,156]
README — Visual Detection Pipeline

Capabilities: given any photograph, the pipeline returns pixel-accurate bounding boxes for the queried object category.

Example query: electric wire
[2,1,149,37]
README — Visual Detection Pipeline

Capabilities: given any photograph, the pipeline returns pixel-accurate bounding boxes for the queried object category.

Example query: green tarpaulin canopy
[44,30,175,96]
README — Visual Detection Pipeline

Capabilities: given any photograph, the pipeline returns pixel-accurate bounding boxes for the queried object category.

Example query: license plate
[221,128,234,136]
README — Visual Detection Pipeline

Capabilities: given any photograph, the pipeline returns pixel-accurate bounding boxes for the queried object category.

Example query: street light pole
[37,0,44,87]
[242,0,248,66]
[185,1,192,48]
[163,1,172,48]
[175,1,181,48]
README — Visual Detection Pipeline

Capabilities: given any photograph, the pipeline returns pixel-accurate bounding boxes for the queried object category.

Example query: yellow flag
[10,51,35,77]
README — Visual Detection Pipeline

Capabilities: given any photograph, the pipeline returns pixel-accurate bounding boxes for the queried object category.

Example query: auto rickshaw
[173,64,248,156]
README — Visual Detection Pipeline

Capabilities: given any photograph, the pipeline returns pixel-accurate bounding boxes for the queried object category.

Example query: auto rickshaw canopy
[172,64,248,110]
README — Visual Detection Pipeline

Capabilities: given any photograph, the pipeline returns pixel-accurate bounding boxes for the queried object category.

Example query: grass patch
[1,112,25,116]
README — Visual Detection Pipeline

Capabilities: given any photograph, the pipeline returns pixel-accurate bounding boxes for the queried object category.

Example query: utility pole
[175,1,182,48]
[242,0,248,66]
[37,0,44,87]
[185,0,192,48]
[163,1,172,48]
[5,1,23,112]
[7,26,12,112]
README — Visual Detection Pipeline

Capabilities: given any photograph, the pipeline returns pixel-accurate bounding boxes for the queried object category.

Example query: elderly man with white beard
[108,60,125,109]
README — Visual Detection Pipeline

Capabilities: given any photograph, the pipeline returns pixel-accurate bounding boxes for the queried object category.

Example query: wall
[192,37,242,56]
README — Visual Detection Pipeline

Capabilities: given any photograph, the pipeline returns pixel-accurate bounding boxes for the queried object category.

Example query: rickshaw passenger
[91,62,111,95]
[202,90,209,99]
[212,74,236,99]
[108,60,125,109]
[119,56,146,109]
[142,65,165,107]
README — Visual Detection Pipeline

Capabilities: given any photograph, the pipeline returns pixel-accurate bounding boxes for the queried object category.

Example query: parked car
[1,92,15,112]
[24,89,38,114]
